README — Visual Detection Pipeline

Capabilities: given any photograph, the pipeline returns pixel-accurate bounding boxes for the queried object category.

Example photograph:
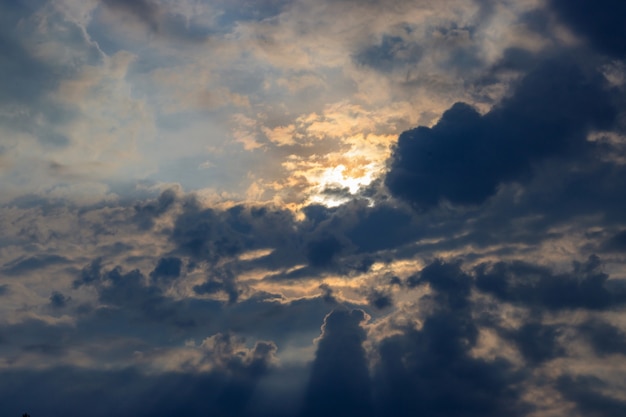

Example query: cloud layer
[1,0,626,416]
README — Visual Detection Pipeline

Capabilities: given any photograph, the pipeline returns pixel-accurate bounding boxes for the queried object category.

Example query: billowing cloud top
[1,0,626,416]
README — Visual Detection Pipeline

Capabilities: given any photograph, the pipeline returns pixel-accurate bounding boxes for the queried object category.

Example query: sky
[1,0,626,416]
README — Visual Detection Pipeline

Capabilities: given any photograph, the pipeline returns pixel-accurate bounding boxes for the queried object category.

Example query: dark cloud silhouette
[0,354,278,417]
[603,230,626,252]
[557,375,626,417]
[549,0,626,59]
[301,309,373,417]
[193,267,241,304]
[306,236,343,268]
[510,323,565,364]
[150,257,183,282]
[170,199,299,265]
[386,57,617,208]
[475,255,626,310]
[73,260,194,326]
[578,320,626,356]
[412,259,472,308]
[318,283,337,304]
[133,188,178,230]
[49,291,70,309]
[373,260,524,417]
[345,204,416,253]
[367,288,393,310]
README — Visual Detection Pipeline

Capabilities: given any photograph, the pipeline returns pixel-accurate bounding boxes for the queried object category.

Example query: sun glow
[307,163,379,207]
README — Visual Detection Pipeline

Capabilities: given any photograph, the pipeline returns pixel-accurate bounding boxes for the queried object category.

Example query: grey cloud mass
[2,0,626,416]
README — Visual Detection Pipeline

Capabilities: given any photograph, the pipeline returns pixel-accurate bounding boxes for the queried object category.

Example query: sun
[307,163,378,207]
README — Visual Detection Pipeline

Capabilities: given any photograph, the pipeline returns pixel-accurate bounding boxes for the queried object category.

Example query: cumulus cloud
[386,55,618,208]
[301,309,373,417]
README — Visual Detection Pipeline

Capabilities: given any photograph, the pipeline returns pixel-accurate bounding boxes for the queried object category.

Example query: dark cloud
[354,34,422,72]
[170,199,299,266]
[97,266,172,317]
[73,258,105,288]
[487,47,537,74]
[305,236,343,268]
[385,56,617,208]
[549,0,626,59]
[578,320,626,356]
[74,260,195,326]
[475,255,626,310]
[2,254,69,276]
[318,283,337,304]
[373,260,524,417]
[408,259,472,309]
[150,257,183,282]
[301,309,373,417]
[302,204,335,225]
[557,375,626,417]
[193,267,241,304]
[0,356,278,417]
[602,230,626,252]
[434,24,483,72]
[133,188,178,230]
[366,288,393,310]
[49,291,70,309]
[345,204,416,253]
[510,323,565,364]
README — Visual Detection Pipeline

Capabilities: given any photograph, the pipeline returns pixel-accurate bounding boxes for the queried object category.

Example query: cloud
[602,230,626,252]
[305,236,344,268]
[354,34,423,73]
[549,0,626,59]
[366,288,393,310]
[386,54,618,208]
[2,1,626,415]
[509,322,565,364]
[475,255,626,311]
[133,187,178,230]
[372,260,524,417]
[100,0,212,42]
[102,0,161,33]
[301,309,373,417]
[557,375,626,417]
[0,358,279,417]
[578,319,626,357]
[150,257,183,282]
[2,255,70,276]
[49,291,71,309]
